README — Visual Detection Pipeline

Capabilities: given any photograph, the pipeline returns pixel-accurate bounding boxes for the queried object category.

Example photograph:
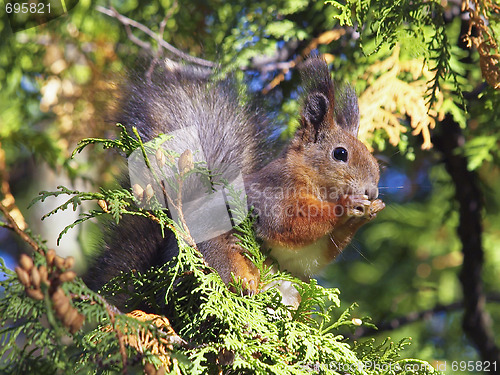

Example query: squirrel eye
[333,147,348,162]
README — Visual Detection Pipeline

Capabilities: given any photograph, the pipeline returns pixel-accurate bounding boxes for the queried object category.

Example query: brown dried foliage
[462,0,500,89]
[357,46,446,150]
[110,310,183,375]
[15,251,84,334]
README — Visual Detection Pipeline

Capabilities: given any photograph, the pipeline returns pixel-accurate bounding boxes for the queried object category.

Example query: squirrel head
[289,57,380,201]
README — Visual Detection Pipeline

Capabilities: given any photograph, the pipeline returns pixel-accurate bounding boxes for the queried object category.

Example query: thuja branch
[104,299,129,372]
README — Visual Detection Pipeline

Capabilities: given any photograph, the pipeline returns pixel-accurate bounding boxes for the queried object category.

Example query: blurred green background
[1,0,499,373]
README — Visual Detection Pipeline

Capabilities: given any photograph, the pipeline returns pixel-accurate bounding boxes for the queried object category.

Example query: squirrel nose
[365,187,379,200]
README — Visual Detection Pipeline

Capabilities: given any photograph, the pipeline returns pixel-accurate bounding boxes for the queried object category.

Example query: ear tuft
[299,56,335,138]
[334,85,360,136]
[304,92,329,128]
[299,56,361,138]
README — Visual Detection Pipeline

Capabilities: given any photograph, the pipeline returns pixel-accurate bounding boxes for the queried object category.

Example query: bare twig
[160,0,178,32]
[122,18,151,51]
[95,5,216,68]
[0,200,41,254]
[261,29,345,94]
[103,297,129,373]
[173,177,195,247]
[0,142,27,231]
[353,294,500,338]
[354,302,463,338]
[145,0,178,81]
[156,176,198,250]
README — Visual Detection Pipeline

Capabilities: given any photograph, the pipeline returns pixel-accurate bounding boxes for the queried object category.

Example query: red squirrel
[84,57,384,307]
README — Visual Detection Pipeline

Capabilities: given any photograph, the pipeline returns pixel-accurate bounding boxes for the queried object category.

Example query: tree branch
[0,142,27,231]
[0,142,41,254]
[353,294,500,338]
[95,6,216,68]
[0,201,41,254]
[354,302,463,338]
[433,115,500,363]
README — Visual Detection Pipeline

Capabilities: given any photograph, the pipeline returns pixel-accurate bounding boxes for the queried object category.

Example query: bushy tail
[85,59,263,297]
[116,60,262,177]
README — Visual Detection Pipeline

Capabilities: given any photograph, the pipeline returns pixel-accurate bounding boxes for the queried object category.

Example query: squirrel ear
[334,85,360,137]
[299,57,335,140]
[299,56,361,138]
[304,92,329,129]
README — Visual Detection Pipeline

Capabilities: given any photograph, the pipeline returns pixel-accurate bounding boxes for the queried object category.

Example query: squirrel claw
[242,278,258,296]
[229,274,259,296]
[370,199,385,216]
[343,195,370,217]
[343,195,385,219]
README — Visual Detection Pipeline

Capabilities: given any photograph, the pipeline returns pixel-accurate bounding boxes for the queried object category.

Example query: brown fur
[85,56,384,308]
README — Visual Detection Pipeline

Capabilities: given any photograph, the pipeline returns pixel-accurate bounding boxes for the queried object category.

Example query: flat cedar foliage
[1,0,499,374]
[1,126,440,374]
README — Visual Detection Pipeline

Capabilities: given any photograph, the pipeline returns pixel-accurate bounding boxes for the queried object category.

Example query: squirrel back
[117,61,264,176]
[84,60,265,294]
[85,57,385,307]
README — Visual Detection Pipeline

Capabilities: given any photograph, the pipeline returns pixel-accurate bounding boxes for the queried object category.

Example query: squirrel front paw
[369,198,385,216]
[342,195,385,220]
[203,232,260,296]
[327,196,385,253]
[230,273,259,296]
[228,254,260,296]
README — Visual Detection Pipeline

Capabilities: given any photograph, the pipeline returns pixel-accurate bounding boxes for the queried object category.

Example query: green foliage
[0,128,441,374]
[464,88,500,170]
[0,235,440,374]
[1,0,499,372]
[29,185,136,244]
[0,254,118,374]
[463,134,499,171]
[326,0,463,107]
